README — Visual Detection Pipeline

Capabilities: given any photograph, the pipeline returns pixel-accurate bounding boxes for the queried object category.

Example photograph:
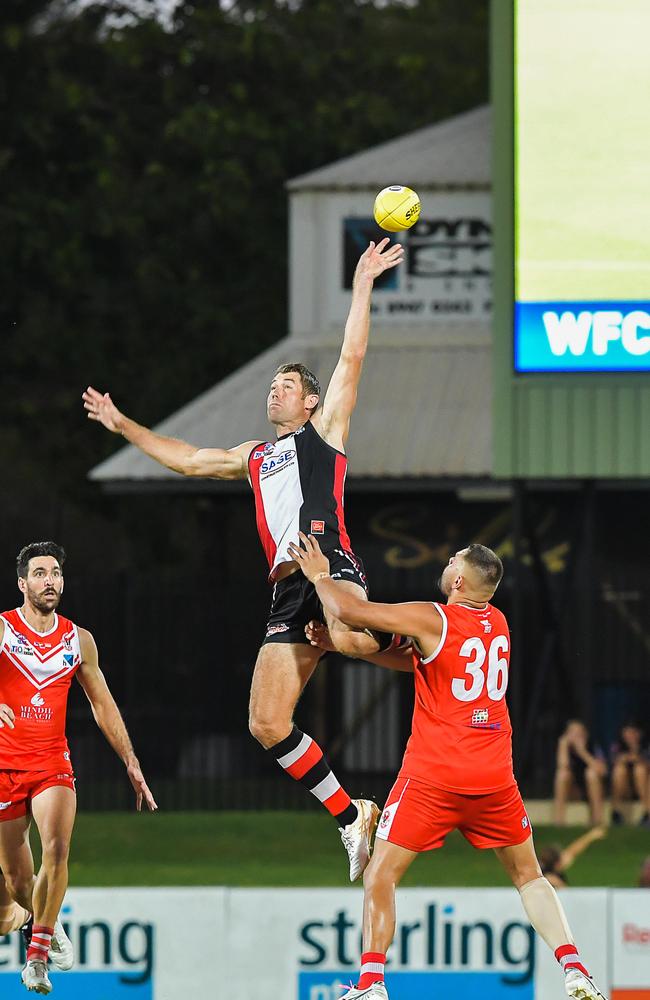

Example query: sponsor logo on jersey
[310,520,325,534]
[0,801,13,811]
[10,635,34,656]
[21,694,53,722]
[63,752,70,761]
[266,623,290,636]
[260,450,295,475]
[63,634,73,651]
[472,709,489,724]
[253,443,275,460]
[63,653,74,666]
[480,618,493,634]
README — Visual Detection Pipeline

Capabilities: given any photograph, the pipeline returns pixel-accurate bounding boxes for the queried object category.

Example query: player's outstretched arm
[314,239,403,449]
[82,386,258,480]
[305,620,415,673]
[76,628,158,812]
[289,533,441,657]
[558,826,606,873]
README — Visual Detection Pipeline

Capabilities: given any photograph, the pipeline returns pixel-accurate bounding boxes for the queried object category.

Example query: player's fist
[0,704,15,729]
[82,386,125,434]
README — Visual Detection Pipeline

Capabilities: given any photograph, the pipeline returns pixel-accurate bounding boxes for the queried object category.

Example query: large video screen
[515,0,650,372]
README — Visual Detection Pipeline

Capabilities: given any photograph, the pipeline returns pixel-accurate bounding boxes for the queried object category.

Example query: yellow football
[373,185,421,232]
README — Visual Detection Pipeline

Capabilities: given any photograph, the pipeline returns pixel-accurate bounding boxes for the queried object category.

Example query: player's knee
[41,836,70,868]
[3,871,31,905]
[330,628,373,659]
[248,711,289,750]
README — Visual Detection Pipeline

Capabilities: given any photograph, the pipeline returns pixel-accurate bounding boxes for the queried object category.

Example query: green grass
[32,813,648,888]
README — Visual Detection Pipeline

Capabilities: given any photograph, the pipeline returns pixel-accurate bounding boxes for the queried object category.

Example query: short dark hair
[16,542,66,579]
[274,363,321,409]
[463,543,503,591]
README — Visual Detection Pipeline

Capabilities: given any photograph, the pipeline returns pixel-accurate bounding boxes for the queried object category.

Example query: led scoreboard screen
[514,0,650,372]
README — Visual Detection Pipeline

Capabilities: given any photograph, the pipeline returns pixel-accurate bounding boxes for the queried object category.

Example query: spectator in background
[538,827,607,889]
[554,720,607,826]
[610,722,650,827]
[638,857,650,888]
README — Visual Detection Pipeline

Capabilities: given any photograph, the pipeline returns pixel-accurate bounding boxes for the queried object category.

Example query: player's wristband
[312,572,330,584]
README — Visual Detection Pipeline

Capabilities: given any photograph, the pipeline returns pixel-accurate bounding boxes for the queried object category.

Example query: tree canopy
[1,0,488,487]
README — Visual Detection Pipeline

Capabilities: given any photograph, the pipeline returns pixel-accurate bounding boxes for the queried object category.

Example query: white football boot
[339,982,389,1000]
[21,959,52,994]
[339,799,380,881]
[49,918,74,971]
[565,969,608,999]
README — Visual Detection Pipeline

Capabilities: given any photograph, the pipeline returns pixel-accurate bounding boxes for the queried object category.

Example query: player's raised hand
[82,386,125,434]
[0,704,15,730]
[287,532,330,583]
[305,620,336,651]
[355,237,404,283]
[126,760,158,812]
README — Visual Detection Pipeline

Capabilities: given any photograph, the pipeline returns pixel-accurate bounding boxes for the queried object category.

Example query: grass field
[45,813,650,888]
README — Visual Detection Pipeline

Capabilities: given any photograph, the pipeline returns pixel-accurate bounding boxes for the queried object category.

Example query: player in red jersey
[82,238,403,881]
[289,534,608,1000]
[0,541,157,995]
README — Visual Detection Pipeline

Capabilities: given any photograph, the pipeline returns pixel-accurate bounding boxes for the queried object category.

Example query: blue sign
[0,972,152,998]
[515,300,650,372]
[299,970,533,999]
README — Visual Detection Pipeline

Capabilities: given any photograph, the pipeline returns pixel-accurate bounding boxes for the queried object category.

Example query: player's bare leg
[0,813,35,912]
[249,642,378,879]
[18,786,77,992]
[584,767,605,826]
[553,766,573,825]
[495,836,608,999]
[338,838,417,999]
[0,874,31,936]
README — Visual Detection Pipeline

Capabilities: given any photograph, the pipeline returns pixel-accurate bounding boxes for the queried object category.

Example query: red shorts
[0,769,76,823]
[375,776,532,852]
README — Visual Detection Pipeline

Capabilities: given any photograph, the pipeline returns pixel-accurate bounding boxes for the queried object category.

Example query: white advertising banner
[0,885,642,999]
[0,887,226,1000]
[611,890,650,998]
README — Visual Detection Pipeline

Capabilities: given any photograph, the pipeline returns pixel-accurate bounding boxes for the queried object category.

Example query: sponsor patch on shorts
[266,623,290,637]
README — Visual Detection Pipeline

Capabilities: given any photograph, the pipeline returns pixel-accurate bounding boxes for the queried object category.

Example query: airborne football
[373,184,421,232]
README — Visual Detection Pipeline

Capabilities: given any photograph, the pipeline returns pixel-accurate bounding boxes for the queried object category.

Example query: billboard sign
[514,0,650,372]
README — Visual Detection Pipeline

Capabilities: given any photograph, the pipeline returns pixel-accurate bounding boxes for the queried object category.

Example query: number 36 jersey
[400,602,515,794]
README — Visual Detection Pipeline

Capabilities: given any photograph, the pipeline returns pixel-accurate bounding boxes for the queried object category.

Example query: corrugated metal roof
[90,327,492,484]
[287,106,490,191]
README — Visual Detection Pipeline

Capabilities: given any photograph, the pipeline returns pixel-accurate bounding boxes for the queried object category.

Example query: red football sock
[27,924,53,964]
[555,943,590,977]
[358,951,385,989]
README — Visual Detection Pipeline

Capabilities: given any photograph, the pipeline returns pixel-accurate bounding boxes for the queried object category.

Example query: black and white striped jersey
[248,420,352,581]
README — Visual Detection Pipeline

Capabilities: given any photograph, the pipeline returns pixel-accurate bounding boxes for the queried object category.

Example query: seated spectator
[554,720,607,825]
[639,856,650,888]
[610,722,650,827]
[539,826,606,889]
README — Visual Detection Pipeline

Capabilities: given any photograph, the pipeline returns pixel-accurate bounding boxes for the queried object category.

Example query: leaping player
[0,542,157,995]
[83,237,403,880]
[289,533,608,1000]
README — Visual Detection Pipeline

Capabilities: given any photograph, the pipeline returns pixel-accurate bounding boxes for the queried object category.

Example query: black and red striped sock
[555,944,590,977]
[27,924,53,965]
[358,951,385,989]
[270,726,358,828]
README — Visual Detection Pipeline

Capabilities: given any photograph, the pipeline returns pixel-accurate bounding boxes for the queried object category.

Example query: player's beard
[438,567,452,597]
[26,585,61,614]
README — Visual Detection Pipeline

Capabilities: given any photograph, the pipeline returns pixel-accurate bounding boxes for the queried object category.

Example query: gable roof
[287,105,490,192]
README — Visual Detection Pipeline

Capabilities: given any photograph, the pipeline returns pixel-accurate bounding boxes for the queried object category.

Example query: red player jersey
[0,609,82,771]
[399,601,515,794]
